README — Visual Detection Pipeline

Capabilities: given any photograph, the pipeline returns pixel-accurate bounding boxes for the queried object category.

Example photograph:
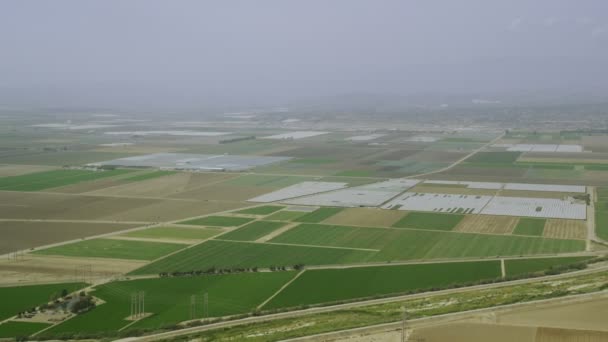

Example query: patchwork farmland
[1,120,607,341]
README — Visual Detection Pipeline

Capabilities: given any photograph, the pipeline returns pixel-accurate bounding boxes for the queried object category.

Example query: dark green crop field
[0,322,51,338]
[293,207,343,223]
[264,260,501,309]
[505,256,593,277]
[392,212,463,231]
[42,272,295,336]
[0,169,134,191]
[129,240,376,275]
[513,218,546,236]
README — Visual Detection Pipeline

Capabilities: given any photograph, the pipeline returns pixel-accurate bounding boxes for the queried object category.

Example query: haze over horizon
[2,0,608,109]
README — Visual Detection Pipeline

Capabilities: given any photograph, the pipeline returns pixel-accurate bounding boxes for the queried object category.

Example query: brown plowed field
[0,191,245,222]
[0,221,140,254]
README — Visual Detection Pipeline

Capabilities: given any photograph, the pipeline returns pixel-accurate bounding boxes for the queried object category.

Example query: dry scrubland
[454,215,518,235]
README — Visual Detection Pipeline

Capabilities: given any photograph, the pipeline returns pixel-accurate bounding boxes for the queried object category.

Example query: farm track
[114,263,608,342]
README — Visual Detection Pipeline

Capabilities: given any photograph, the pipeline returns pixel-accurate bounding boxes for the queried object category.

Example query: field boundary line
[257,270,306,310]
[212,239,381,252]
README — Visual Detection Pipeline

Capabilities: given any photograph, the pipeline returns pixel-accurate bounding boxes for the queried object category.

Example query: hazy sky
[1,0,608,108]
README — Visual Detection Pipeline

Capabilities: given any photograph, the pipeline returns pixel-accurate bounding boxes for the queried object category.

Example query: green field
[513,218,546,236]
[392,212,463,231]
[0,321,51,338]
[235,205,284,215]
[219,221,287,241]
[294,207,343,223]
[264,260,501,309]
[265,210,306,221]
[43,272,295,336]
[270,224,585,261]
[130,240,376,275]
[466,152,522,163]
[179,216,254,227]
[0,283,85,321]
[505,256,593,277]
[122,226,221,241]
[122,170,176,182]
[0,169,134,191]
[33,239,186,260]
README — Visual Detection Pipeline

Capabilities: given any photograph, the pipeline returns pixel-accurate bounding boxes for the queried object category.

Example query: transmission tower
[190,295,197,320]
[203,292,209,319]
[139,291,145,317]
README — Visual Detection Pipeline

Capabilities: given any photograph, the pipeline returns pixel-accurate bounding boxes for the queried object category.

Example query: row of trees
[158,264,305,278]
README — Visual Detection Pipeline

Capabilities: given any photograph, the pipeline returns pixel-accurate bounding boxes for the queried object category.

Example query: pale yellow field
[454,215,518,235]
[543,219,587,240]
[0,164,58,177]
[0,254,146,285]
[323,208,407,227]
[171,183,273,201]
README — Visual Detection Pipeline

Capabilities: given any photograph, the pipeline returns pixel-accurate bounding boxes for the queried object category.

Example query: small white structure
[345,134,386,141]
[248,182,348,203]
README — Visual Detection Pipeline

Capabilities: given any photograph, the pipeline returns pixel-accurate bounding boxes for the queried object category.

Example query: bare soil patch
[0,164,58,177]
[455,215,518,235]
[0,255,145,285]
[543,219,587,240]
[324,208,407,227]
[0,221,140,254]
[0,191,245,222]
